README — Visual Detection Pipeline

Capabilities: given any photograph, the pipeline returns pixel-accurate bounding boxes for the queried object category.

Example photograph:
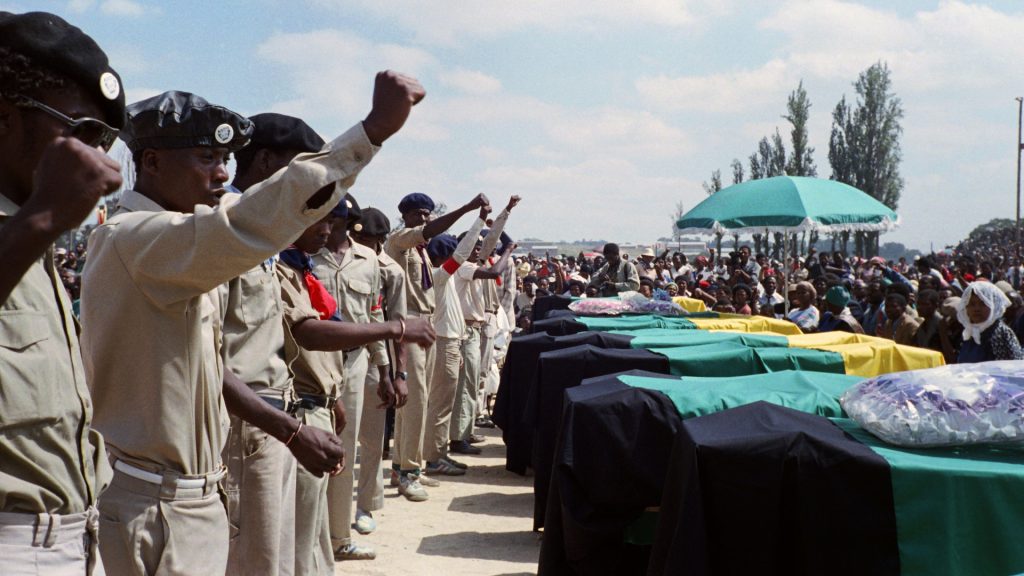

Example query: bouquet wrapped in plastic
[840,361,1024,447]
[568,298,628,316]
[568,292,686,317]
[619,292,686,316]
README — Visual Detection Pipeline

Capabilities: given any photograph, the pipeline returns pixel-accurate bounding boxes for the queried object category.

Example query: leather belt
[295,393,338,410]
[113,460,226,489]
[260,396,292,413]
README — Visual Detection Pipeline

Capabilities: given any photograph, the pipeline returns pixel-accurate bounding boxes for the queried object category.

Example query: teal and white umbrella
[676,176,899,235]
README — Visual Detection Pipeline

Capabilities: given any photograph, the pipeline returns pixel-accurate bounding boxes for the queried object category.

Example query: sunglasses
[15,94,119,152]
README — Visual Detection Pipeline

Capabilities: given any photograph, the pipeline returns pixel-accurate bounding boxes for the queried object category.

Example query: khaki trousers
[223,414,296,576]
[451,325,481,443]
[357,366,386,512]
[327,348,368,548]
[391,312,435,473]
[0,507,104,576]
[97,469,227,576]
[293,406,334,576]
[478,312,497,415]
[424,335,463,462]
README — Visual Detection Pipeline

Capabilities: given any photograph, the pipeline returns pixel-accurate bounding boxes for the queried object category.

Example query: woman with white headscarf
[956,281,1024,363]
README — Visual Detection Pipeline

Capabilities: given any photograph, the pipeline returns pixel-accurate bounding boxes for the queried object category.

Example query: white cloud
[547,108,693,159]
[124,86,162,104]
[255,29,437,134]
[67,0,95,12]
[308,0,697,45]
[636,60,792,113]
[67,0,150,16]
[474,157,699,243]
[101,0,145,16]
[439,69,502,95]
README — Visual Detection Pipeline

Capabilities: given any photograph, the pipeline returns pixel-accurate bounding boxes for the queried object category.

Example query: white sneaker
[354,509,376,535]
[398,474,428,502]
[416,472,441,487]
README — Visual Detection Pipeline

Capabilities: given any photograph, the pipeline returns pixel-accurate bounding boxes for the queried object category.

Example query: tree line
[684,62,903,259]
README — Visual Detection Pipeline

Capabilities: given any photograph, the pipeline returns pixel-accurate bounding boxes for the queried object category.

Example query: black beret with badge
[121,90,253,153]
[0,11,126,128]
[357,208,391,237]
[247,112,324,153]
[345,193,362,225]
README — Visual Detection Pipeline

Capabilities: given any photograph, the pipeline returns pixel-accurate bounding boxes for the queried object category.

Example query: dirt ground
[335,426,540,576]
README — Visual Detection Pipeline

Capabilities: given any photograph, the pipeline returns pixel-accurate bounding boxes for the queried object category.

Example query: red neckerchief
[279,246,337,320]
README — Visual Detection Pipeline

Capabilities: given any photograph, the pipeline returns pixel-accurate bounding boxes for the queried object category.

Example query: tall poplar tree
[828,62,904,257]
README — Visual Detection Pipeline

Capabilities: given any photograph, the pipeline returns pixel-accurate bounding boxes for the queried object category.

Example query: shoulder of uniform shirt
[350,240,378,259]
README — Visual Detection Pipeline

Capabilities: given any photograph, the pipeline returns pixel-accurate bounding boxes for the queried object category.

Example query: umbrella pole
[784,231,791,317]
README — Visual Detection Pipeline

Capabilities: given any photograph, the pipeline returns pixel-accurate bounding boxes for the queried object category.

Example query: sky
[8,0,1024,251]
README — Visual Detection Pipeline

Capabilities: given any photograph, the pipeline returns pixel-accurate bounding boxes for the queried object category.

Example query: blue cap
[398,192,435,214]
[427,234,457,261]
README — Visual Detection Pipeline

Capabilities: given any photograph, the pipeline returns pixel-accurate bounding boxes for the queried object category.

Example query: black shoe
[449,440,482,455]
[475,416,496,428]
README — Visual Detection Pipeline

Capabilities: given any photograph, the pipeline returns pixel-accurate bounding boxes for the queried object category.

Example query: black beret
[121,90,253,153]
[247,112,324,153]
[329,193,349,219]
[398,192,435,214]
[0,11,126,128]
[346,193,362,223]
[356,208,391,237]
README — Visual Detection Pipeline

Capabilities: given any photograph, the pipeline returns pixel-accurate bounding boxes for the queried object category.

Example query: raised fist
[362,70,426,146]
[29,136,122,235]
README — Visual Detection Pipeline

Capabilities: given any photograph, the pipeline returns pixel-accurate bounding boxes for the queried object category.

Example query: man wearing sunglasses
[0,11,125,576]
[79,75,426,573]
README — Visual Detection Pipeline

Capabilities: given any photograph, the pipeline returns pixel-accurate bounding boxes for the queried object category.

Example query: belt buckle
[324,396,337,410]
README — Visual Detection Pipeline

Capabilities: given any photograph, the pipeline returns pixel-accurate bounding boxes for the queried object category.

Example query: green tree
[828,62,904,257]
[671,200,686,244]
[784,81,817,178]
[702,170,724,253]
[730,158,744,185]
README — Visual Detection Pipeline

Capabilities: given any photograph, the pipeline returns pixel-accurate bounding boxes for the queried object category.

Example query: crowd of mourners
[509,241,1024,365]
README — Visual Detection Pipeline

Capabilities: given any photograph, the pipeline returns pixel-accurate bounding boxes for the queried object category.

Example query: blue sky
[10,1,1024,250]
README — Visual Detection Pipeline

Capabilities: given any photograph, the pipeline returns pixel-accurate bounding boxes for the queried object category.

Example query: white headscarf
[956,282,1010,344]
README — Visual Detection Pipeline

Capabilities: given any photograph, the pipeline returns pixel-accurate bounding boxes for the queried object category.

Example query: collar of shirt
[0,192,18,217]
[117,189,166,214]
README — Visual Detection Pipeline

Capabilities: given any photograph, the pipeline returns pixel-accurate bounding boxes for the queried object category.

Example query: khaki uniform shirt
[219,257,290,394]
[0,193,108,515]
[313,238,381,368]
[81,124,375,475]
[432,218,487,339]
[384,226,433,316]
[372,251,407,367]
[277,263,342,397]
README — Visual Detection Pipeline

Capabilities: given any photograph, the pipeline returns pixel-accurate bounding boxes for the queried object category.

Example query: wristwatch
[396,371,408,380]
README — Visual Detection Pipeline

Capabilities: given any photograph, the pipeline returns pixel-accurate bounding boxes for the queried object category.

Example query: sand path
[334,427,539,575]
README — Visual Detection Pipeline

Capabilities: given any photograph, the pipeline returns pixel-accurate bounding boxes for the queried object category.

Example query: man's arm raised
[0,138,121,305]
[422,193,489,241]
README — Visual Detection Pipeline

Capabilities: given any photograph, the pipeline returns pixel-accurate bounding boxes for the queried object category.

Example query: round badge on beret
[346,200,353,209]
[99,72,120,100]
[214,123,234,144]
[353,223,363,232]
